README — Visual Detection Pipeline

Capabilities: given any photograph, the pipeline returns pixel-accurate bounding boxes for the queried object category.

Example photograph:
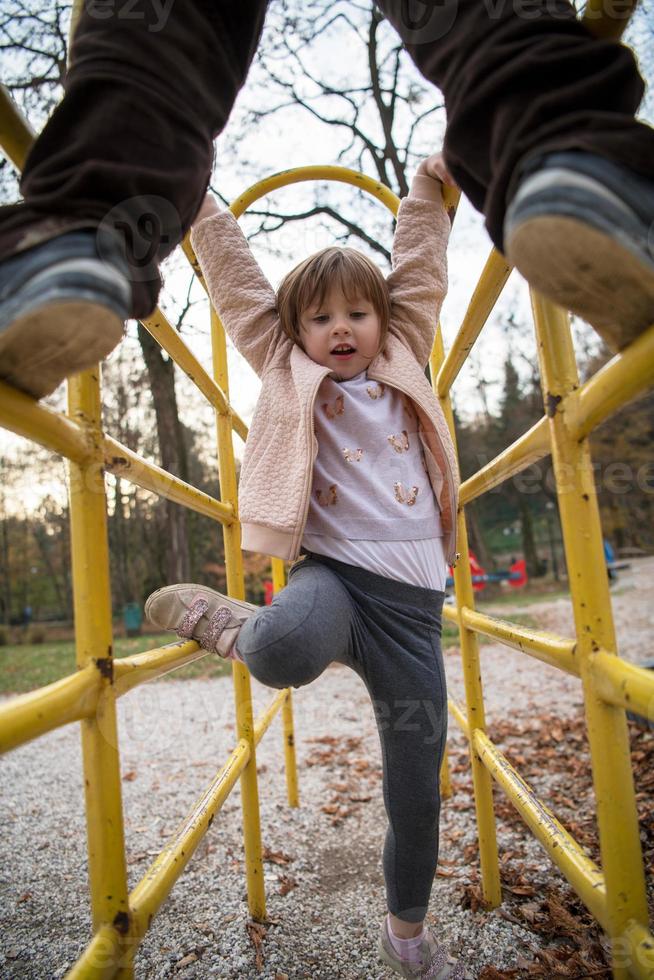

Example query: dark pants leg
[237,554,448,924]
[376,0,654,250]
[0,0,269,317]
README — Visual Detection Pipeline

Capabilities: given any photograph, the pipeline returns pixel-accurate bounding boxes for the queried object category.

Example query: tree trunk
[466,502,494,570]
[518,496,542,578]
[111,476,129,608]
[33,524,66,617]
[138,325,191,583]
[1,513,11,624]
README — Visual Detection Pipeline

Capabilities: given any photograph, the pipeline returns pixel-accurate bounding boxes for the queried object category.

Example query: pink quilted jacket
[191,183,460,566]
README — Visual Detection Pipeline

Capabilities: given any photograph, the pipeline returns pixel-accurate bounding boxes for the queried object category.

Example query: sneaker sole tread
[506,215,654,350]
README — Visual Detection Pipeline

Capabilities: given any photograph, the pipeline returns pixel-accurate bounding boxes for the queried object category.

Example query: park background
[0,0,652,641]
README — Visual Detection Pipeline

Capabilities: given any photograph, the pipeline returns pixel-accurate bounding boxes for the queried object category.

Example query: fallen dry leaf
[278,874,298,896]
[175,953,197,969]
[262,846,294,865]
[246,920,267,972]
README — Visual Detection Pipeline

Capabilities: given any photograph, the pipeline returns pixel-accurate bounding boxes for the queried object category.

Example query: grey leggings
[236,551,448,924]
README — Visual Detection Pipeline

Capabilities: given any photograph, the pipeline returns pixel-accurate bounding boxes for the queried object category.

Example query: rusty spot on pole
[546,392,562,417]
[113,910,129,935]
[96,657,114,682]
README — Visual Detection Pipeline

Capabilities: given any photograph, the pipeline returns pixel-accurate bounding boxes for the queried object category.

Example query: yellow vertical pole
[68,369,132,977]
[210,308,266,921]
[271,557,299,808]
[431,331,502,909]
[531,294,648,979]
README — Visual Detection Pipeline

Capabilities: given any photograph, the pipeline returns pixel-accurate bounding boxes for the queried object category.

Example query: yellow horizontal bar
[460,606,578,676]
[447,695,470,739]
[473,728,608,927]
[436,250,511,398]
[71,684,291,977]
[252,688,290,748]
[113,640,211,695]
[65,922,125,980]
[0,663,99,755]
[568,322,654,442]
[140,310,248,444]
[0,83,35,171]
[582,0,637,40]
[0,380,92,462]
[0,642,215,756]
[589,650,654,723]
[442,604,457,626]
[129,738,251,934]
[103,435,234,524]
[229,165,400,219]
[459,416,550,505]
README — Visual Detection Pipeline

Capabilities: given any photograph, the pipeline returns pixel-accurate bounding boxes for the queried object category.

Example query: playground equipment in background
[446,551,527,591]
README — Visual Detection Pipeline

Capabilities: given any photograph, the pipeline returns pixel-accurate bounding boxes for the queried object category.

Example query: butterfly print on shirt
[393,482,419,506]
[322,395,345,420]
[315,484,339,507]
[366,383,385,400]
[387,430,410,454]
[342,448,363,463]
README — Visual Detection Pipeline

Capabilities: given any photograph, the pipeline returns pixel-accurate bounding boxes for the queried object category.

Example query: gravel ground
[1,558,652,979]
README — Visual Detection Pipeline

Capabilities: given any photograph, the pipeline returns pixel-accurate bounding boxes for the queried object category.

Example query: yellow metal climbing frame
[0,2,653,974]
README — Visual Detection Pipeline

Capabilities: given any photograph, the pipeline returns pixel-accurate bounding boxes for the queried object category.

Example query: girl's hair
[277,246,391,357]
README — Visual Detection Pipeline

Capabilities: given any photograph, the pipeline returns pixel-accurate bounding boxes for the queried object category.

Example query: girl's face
[299,285,382,381]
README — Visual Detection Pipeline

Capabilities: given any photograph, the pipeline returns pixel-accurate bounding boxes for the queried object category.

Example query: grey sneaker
[144,583,258,661]
[0,229,131,398]
[378,916,471,979]
[504,151,654,352]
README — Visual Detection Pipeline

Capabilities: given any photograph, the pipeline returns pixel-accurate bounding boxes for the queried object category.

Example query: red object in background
[468,550,486,591]
[264,580,274,605]
[509,558,527,588]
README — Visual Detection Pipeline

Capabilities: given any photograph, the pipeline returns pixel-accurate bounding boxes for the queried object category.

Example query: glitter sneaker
[144,583,258,661]
[378,916,472,979]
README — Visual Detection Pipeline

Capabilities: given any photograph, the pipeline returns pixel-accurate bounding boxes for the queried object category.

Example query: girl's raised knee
[240,643,317,690]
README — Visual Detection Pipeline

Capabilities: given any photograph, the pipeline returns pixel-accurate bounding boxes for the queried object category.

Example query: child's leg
[236,557,359,690]
[308,556,448,926]
[373,618,447,927]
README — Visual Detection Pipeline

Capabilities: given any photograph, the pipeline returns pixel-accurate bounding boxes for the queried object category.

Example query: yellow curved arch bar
[229,165,400,219]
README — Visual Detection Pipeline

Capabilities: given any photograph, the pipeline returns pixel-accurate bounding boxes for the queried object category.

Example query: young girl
[146,154,469,980]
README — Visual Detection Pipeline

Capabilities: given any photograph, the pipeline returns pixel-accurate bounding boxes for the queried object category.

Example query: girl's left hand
[416,153,458,188]
[192,192,221,228]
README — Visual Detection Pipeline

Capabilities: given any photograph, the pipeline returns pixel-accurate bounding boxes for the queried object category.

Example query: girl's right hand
[416,153,457,188]
[192,192,220,227]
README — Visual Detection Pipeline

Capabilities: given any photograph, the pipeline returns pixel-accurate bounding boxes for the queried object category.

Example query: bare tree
[0,0,195,584]
[214,0,446,263]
